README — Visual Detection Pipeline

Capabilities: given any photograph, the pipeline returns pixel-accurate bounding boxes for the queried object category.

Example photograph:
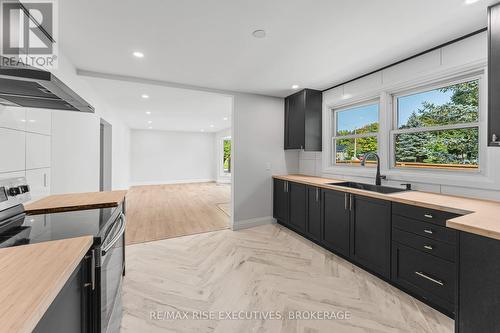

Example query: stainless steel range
[0,177,125,333]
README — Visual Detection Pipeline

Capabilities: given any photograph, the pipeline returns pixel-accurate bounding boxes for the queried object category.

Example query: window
[222,137,231,174]
[392,79,480,170]
[333,102,379,166]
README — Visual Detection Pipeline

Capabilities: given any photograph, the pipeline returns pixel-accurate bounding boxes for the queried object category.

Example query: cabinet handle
[344,193,348,210]
[415,271,444,286]
[315,188,319,202]
[424,214,433,219]
[423,245,433,250]
[43,173,47,187]
[284,181,287,193]
[349,194,353,211]
[89,249,95,290]
[424,229,433,234]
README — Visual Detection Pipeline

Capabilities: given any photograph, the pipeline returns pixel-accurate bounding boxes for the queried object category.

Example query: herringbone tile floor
[120,224,453,333]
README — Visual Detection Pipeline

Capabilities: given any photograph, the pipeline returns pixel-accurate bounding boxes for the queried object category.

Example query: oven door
[99,212,125,333]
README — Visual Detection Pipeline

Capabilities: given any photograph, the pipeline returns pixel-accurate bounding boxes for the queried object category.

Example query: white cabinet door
[26,133,51,169]
[0,171,26,181]
[26,168,50,200]
[0,128,25,173]
[26,108,52,135]
[0,106,26,131]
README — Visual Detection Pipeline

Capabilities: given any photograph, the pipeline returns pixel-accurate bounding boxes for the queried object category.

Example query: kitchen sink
[327,181,409,194]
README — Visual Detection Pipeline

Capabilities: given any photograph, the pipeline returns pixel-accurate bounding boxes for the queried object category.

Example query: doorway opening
[99,118,112,191]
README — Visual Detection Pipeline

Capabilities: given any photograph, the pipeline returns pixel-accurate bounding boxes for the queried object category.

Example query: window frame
[331,99,380,167]
[389,74,482,173]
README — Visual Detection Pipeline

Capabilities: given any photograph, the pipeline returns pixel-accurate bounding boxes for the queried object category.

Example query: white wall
[130,129,215,185]
[299,31,500,201]
[232,93,299,229]
[214,128,231,184]
[50,52,131,193]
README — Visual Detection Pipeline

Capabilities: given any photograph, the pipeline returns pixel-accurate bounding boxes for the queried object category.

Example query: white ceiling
[86,77,232,132]
[59,0,497,98]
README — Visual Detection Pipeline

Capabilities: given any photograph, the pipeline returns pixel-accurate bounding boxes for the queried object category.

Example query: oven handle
[101,213,126,256]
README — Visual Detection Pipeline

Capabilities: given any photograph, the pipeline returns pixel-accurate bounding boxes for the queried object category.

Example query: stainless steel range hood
[0,60,94,113]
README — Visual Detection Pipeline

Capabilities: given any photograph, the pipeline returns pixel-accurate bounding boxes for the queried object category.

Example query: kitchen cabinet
[0,106,26,131]
[457,232,500,332]
[489,3,500,146]
[33,253,93,333]
[273,179,289,225]
[284,89,322,151]
[26,132,51,169]
[0,128,25,173]
[26,108,52,135]
[26,168,51,200]
[321,189,350,257]
[288,182,306,233]
[306,186,321,241]
[350,195,391,279]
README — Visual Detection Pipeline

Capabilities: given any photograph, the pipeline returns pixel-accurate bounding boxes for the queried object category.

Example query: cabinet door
[289,182,306,233]
[286,91,305,149]
[322,190,350,256]
[350,195,391,279]
[0,128,25,173]
[33,260,89,333]
[26,132,51,169]
[26,108,52,135]
[26,168,50,200]
[0,106,26,131]
[306,186,321,241]
[273,179,289,224]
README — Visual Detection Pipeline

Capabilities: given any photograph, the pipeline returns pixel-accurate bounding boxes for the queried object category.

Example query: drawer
[393,203,459,227]
[392,228,456,262]
[392,243,455,314]
[393,214,457,245]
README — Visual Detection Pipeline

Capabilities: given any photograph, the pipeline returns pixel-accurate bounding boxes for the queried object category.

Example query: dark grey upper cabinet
[284,89,322,151]
[489,3,500,146]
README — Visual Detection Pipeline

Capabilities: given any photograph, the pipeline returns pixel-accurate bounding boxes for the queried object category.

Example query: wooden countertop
[0,236,93,333]
[24,190,127,214]
[274,174,500,241]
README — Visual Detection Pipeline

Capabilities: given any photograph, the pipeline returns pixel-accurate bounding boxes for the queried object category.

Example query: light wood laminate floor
[125,182,230,245]
[120,224,454,333]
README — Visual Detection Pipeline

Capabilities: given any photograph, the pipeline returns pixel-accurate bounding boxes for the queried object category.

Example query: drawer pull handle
[415,271,444,286]
[424,229,433,234]
[424,214,434,219]
[423,245,433,250]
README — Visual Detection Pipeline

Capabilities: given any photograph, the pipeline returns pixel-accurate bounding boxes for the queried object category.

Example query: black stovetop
[0,206,120,249]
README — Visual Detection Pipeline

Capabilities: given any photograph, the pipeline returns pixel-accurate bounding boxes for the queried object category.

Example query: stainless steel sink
[327,181,408,194]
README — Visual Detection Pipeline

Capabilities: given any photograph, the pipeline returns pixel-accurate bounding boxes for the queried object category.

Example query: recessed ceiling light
[200,129,205,132]
[141,94,149,99]
[148,126,153,129]
[147,120,152,124]
[342,93,352,100]
[292,84,300,89]
[145,111,151,115]
[223,117,228,121]
[209,124,215,128]
[133,51,144,58]
[465,0,480,4]
[252,30,266,38]
[20,119,26,122]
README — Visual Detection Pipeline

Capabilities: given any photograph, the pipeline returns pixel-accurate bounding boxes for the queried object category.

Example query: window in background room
[393,78,480,171]
[332,102,379,166]
[222,137,231,174]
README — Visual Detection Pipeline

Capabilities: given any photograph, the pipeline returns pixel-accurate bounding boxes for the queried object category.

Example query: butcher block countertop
[0,236,93,333]
[24,190,127,214]
[274,174,500,241]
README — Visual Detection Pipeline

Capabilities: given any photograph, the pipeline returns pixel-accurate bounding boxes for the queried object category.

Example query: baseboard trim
[130,179,216,186]
[232,216,275,231]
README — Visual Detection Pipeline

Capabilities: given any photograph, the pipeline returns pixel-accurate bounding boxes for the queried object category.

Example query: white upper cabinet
[0,128,25,173]
[0,106,27,131]
[26,133,51,169]
[26,108,52,135]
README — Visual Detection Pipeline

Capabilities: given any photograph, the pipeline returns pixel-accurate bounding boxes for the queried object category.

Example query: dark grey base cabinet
[306,186,321,241]
[34,254,92,333]
[350,196,391,279]
[458,232,500,332]
[273,179,289,225]
[322,190,349,257]
[288,182,306,233]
